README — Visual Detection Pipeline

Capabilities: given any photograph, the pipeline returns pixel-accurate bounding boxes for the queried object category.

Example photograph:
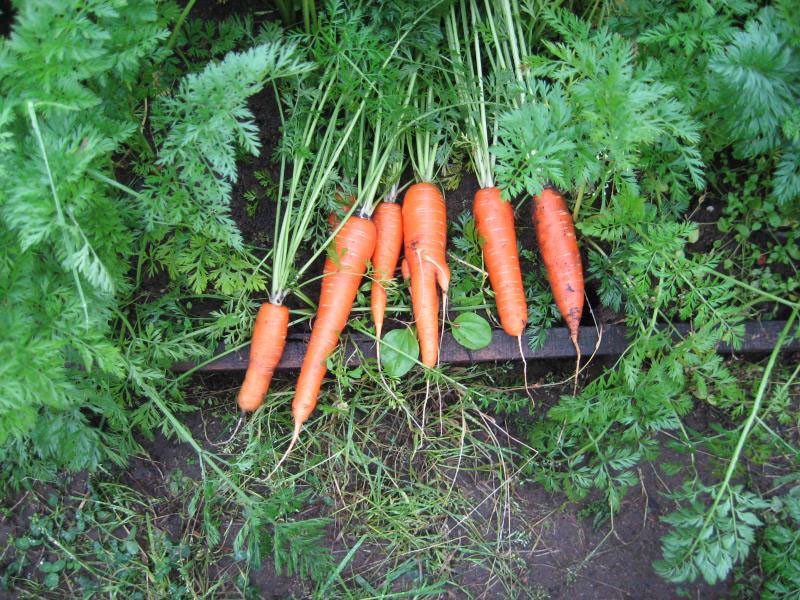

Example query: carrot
[533,186,584,392]
[327,195,354,229]
[237,303,289,412]
[473,187,527,337]
[371,201,403,338]
[284,215,376,452]
[402,182,450,367]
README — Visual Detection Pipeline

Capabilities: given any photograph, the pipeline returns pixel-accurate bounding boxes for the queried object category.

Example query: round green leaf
[380,328,419,378]
[451,313,492,350]
[44,573,59,590]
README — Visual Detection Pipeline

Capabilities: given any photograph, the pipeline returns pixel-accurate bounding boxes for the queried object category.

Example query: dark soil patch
[0,0,14,38]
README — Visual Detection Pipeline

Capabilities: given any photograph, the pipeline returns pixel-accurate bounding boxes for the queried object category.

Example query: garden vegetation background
[1,0,798,597]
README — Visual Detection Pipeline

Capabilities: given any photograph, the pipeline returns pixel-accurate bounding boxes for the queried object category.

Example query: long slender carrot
[533,187,584,392]
[402,182,450,367]
[473,187,527,337]
[371,201,403,338]
[290,215,376,440]
[237,303,289,412]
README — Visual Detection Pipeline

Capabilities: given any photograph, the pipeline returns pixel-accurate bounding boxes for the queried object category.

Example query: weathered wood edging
[171,320,798,372]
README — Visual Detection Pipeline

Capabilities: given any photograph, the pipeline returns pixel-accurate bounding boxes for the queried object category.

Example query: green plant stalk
[500,0,526,88]
[710,270,799,308]
[572,182,586,220]
[446,1,494,188]
[28,102,90,328]
[679,309,797,563]
[273,0,294,27]
[407,76,440,184]
[302,0,316,33]
[269,68,366,301]
[272,76,336,286]
[293,84,410,282]
[756,416,800,458]
[89,169,142,199]
[165,0,197,52]
[148,351,264,508]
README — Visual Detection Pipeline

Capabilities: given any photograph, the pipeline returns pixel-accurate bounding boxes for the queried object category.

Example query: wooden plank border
[172,320,799,372]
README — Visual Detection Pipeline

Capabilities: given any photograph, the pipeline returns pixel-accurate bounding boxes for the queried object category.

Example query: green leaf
[451,314,492,350]
[44,573,59,589]
[380,329,419,378]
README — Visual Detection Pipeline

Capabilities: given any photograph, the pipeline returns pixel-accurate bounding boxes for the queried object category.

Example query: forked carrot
[237,303,289,412]
[473,187,527,337]
[533,186,584,392]
[401,258,410,280]
[402,182,450,367]
[371,201,403,339]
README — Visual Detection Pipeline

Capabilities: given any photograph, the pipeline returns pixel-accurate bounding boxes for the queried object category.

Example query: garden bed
[174,320,800,372]
[2,0,798,598]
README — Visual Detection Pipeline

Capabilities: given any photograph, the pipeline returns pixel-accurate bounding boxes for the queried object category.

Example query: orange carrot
[402,182,450,367]
[371,201,403,338]
[473,187,527,337]
[237,303,289,412]
[533,186,584,354]
[291,215,376,436]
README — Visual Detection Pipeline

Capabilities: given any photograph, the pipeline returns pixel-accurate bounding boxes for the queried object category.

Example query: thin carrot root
[571,334,581,396]
[421,378,431,432]
[266,419,301,481]
[517,334,534,406]
[437,380,444,436]
[438,291,448,366]
[209,411,246,447]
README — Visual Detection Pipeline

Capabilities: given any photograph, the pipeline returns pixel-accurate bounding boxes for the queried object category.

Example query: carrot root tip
[518,334,534,407]
[266,420,302,481]
[571,334,581,396]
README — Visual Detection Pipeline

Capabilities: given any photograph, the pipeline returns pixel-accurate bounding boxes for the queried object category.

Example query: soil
[0,1,13,38]
[0,374,736,599]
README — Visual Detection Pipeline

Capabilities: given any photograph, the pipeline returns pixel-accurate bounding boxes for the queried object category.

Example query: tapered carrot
[402,182,450,367]
[473,187,527,337]
[371,201,403,338]
[237,303,289,412]
[533,186,584,392]
[283,215,376,454]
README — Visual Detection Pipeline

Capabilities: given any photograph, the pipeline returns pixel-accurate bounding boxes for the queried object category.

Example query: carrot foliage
[0,1,309,482]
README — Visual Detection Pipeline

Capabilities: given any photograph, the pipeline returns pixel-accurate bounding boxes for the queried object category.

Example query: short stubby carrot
[532,187,584,345]
[402,182,450,367]
[292,215,377,430]
[474,187,527,337]
[237,303,289,412]
[371,202,403,338]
